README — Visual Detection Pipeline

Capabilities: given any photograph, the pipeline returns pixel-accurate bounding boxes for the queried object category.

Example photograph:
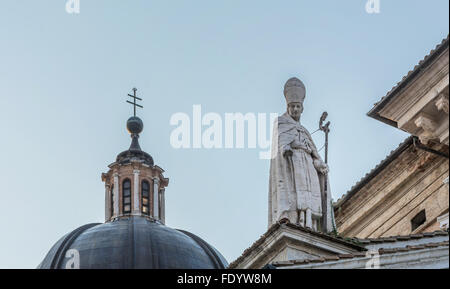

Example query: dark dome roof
[38,216,228,269]
[116,149,154,166]
[116,116,154,166]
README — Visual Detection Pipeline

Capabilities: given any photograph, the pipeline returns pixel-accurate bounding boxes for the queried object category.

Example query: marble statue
[268,77,333,232]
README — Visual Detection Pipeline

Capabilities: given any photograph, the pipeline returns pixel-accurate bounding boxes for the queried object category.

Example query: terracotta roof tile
[350,230,449,244]
[309,258,326,263]
[425,243,440,248]
[396,236,412,241]
[396,247,409,253]
[336,35,449,209]
[337,254,355,259]
[367,238,390,243]
[229,223,448,268]
[293,259,310,264]
[378,248,396,255]
[407,245,425,251]
[409,234,425,239]
[354,239,371,244]
[324,256,340,261]
[380,237,397,242]
[227,221,365,269]
[334,136,414,209]
[368,35,449,117]
[274,260,294,266]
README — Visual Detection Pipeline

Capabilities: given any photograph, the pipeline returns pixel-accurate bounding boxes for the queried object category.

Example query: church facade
[335,36,449,238]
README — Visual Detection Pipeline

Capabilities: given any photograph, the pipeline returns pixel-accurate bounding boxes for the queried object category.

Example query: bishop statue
[268,77,333,232]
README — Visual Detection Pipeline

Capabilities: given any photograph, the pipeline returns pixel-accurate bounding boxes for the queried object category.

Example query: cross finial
[127,87,143,117]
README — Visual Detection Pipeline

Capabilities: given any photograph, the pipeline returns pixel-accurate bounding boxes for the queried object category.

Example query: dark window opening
[142,180,150,215]
[411,210,426,231]
[123,179,131,214]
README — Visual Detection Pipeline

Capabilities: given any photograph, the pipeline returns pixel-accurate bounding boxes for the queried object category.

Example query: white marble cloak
[268,112,333,232]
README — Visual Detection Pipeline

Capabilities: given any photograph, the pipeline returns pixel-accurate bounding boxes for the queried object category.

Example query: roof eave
[368,36,449,125]
[334,136,414,209]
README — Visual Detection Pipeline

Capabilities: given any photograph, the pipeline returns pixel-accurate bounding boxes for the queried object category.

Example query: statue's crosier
[269,77,333,232]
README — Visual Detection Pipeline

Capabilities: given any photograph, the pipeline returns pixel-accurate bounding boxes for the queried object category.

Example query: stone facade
[334,138,449,238]
[368,37,449,146]
[336,36,449,239]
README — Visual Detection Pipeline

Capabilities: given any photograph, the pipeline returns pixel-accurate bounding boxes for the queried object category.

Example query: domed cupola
[102,89,168,223]
[38,88,228,269]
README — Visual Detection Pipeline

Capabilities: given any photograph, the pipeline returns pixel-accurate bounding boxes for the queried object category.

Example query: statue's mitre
[284,77,306,104]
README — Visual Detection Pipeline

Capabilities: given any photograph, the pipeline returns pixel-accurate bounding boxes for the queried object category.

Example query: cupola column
[105,184,111,222]
[153,178,160,220]
[160,187,165,224]
[113,173,120,218]
[133,169,140,214]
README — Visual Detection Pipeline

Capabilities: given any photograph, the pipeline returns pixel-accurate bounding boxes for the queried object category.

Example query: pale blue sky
[0,0,448,268]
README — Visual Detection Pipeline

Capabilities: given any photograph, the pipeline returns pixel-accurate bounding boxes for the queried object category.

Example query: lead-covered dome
[38,216,227,269]
[38,89,228,269]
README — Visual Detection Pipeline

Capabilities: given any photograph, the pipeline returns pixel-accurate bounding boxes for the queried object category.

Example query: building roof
[334,136,414,209]
[227,221,365,269]
[350,230,449,244]
[367,35,449,127]
[271,230,449,268]
[271,241,449,268]
[230,219,449,269]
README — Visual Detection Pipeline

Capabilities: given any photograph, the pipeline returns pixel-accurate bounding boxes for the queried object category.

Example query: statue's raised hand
[313,159,329,174]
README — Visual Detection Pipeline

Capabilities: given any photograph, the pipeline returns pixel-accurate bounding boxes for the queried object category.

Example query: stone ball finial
[127,116,144,134]
[284,77,306,105]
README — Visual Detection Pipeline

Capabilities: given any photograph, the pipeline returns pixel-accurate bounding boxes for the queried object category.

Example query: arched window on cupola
[141,180,150,215]
[122,179,131,214]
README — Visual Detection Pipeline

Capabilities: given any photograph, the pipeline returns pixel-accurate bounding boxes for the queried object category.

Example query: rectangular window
[123,179,132,214]
[411,210,426,231]
[141,181,150,216]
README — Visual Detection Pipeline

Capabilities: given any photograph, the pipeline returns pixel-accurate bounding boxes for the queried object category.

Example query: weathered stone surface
[336,36,449,239]
[335,141,448,238]
[269,77,333,232]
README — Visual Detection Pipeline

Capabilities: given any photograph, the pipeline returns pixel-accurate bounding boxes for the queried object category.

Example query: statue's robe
[268,112,333,232]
